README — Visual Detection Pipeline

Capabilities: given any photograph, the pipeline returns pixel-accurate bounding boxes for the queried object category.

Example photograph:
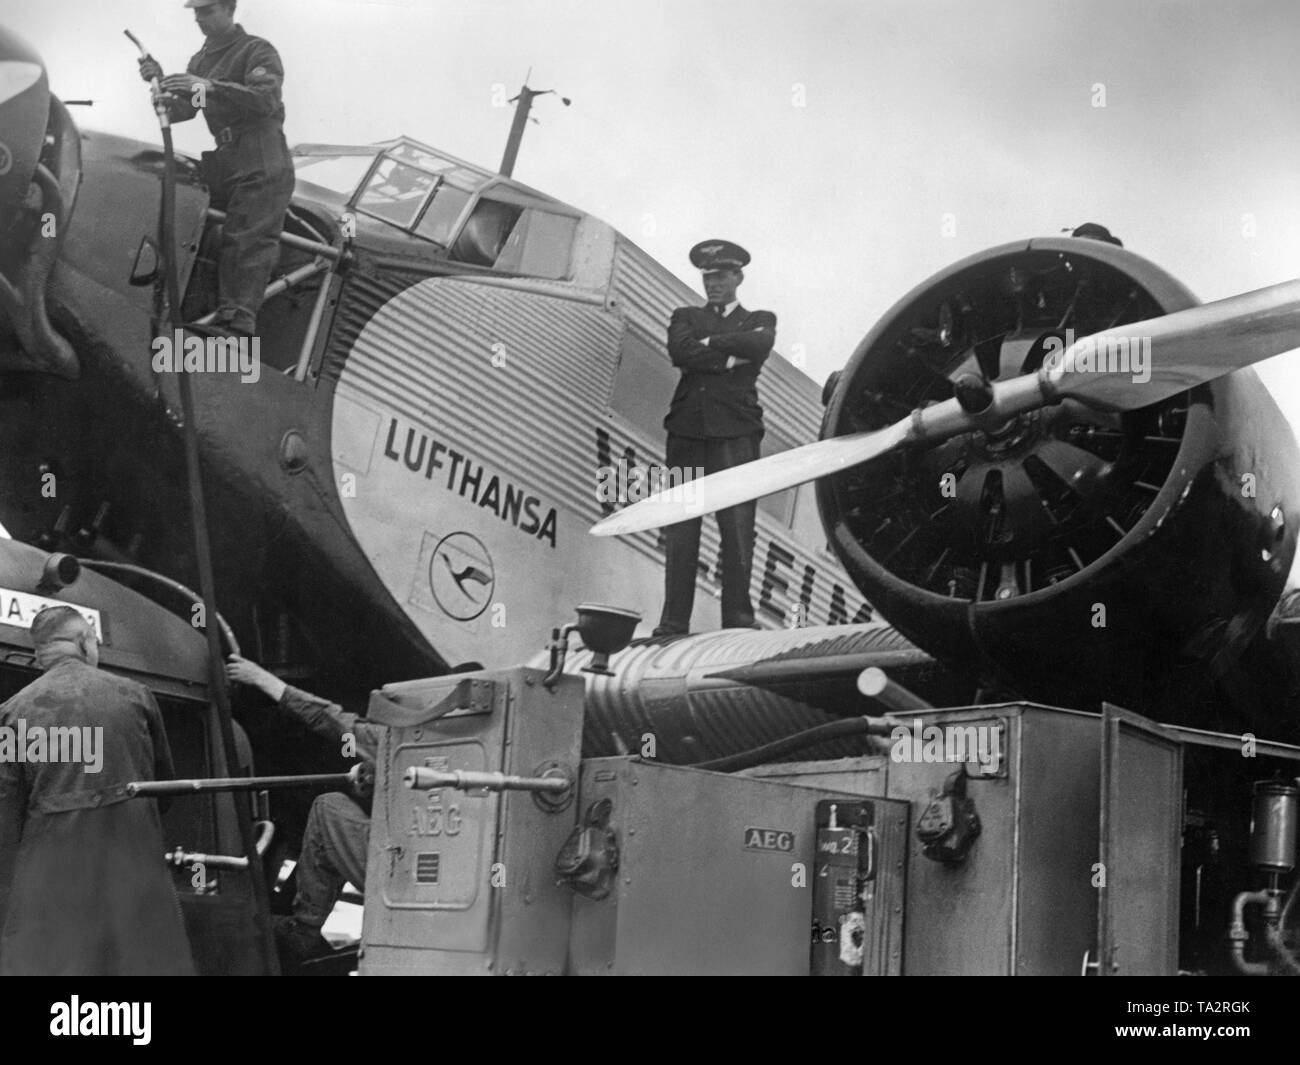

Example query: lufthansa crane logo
[429,532,495,621]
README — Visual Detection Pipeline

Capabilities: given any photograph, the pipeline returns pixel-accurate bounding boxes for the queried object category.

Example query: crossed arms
[668,308,777,374]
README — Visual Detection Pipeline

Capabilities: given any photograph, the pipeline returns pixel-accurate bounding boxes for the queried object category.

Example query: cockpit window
[388,142,461,174]
[357,157,439,229]
[449,199,577,279]
[414,183,474,246]
[293,154,374,197]
[290,140,580,280]
[451,199,524,266]
[495,209,578,279]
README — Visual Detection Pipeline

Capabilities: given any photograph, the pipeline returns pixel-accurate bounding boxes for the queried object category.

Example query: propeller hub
[953,373,994,414]
[977,413,1033,456]
[821,243,1190,599]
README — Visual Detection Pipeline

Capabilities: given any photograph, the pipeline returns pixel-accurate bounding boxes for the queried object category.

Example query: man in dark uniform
[0,606,194,975]
[138,0,295,337]
[225,653,377,967]
[653,240,776,636]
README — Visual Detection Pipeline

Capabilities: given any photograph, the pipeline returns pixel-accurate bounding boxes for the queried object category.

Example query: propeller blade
[591,372,1051,536]
[1048,278,1300,412]
[590,419,914,537]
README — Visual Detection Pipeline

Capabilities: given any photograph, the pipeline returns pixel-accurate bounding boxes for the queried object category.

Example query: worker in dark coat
[654,239,776,636]
[0,606,194,975]
[226,654,379,968]
[138,0,295,337]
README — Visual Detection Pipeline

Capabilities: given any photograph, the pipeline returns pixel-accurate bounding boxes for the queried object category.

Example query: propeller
[591,278,1300,537]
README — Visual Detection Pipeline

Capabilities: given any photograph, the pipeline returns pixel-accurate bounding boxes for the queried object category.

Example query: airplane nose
[0,28,49,221]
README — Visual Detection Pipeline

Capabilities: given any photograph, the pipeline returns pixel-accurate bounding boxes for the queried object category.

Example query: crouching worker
[0,606,194,975]
[225,654,378,968]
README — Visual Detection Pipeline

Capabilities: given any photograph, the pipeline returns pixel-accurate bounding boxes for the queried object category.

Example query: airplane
[6,13,1300,770]
[6,21,1300,977]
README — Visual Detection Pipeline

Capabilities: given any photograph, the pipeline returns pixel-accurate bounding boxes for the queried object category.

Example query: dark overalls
[275,685,378,929]
[168,24,295,335]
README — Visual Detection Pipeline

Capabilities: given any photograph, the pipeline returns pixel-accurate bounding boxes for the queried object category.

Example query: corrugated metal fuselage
[0,129,874,694]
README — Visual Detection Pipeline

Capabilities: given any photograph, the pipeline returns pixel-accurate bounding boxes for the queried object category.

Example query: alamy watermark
[0,719,103,773]
[596,461,706,504]
[890,718,1002,773]
[151,328,261,384]
[1041,328,1151,384]
[50,997,151,1045]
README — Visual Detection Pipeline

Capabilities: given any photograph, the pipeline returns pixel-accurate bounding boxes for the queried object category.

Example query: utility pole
[499,74,570,178]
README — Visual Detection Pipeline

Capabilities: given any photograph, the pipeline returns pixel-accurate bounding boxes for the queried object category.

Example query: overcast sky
[7,0,1300,402]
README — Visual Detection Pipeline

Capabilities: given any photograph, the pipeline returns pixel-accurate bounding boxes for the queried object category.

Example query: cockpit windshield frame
[292,137,582,280]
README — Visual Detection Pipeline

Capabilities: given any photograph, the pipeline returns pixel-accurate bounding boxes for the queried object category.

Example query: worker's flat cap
[689,239,750,271]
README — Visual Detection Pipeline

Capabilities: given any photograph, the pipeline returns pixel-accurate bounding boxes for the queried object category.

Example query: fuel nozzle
[124,30,171,127]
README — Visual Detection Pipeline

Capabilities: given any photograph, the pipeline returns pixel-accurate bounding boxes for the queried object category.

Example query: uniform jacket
[166,24,286,139]
[279,685,382,766]
[664,304,776,439]
[279,685,379,813]
[0,656,194,975]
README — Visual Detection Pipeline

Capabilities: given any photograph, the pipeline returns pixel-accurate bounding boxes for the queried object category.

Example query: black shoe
[651,625,689,638]
[722,620,762,630]
[272,915,331,968]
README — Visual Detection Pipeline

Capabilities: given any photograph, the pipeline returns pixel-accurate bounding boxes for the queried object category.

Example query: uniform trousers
[657,431,761,633]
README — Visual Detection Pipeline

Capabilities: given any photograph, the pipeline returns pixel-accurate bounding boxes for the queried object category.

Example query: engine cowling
[0,25,81,379]
[817,238,1300,722]
[0,27,48,218]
